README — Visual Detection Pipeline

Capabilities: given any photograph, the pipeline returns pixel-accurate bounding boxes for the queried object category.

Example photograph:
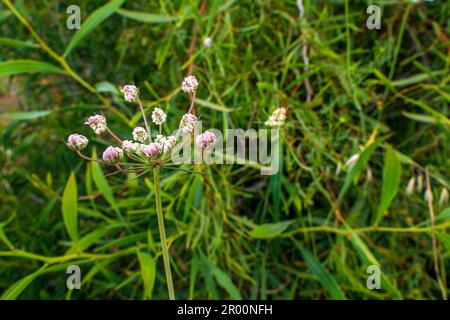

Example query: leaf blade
[62,172,79,242]
[375,146,401,224]
[64,0,125,57]
[0,60,64,77]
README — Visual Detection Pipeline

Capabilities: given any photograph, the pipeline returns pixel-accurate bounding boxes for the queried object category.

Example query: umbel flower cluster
[66,75,216,169]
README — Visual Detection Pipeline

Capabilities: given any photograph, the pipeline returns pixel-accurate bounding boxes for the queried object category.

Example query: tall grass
[0,0,449,299]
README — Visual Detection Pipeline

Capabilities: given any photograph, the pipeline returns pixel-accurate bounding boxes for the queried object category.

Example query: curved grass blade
[374,146,401,225]
[294,241,346,300]
[0,60,64,76]
[62,172,79,242]
[116,9,178,24]
[63,0,125,57]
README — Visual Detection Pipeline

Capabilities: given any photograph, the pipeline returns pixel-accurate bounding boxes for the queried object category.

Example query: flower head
[181,75,198,94]
[102,146,123,164]
[179,113,197,134]
[85,114,107,134]
[265,107,287,128]
[132,127,148,143]
[345,153,359,169]
[155,135,177,152]
[439,188,449,207]
[196,131,216,149]
[203,37,212,48]
[152,107,167,125]
[67,134,88,151]
[141,143,162,158]
[122,140,140,154]
[121,85,139,102]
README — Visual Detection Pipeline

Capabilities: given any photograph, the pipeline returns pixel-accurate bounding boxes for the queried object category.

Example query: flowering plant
[66,76,215,300]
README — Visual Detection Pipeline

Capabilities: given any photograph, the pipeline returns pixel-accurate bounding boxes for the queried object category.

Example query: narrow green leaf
[116,8,178,24]
[0,60,64,77]
[91,153,120,214]
[209,264,242,300]
[0,227,14,250]
[64,0,125,57]
[0,37,37,48]
[375,146,401,224]
[437,233,450,253]
[249,221,292,239]
[1,110,52,121]
[1,266,46,300]
[95,81,119,94]
[137,251,156,299]
[62,172,79,241]
[349,231,402,299]
[67,226,112,254]
[295,242,346,300]
[337,139,382,204]
[195,98,233,112]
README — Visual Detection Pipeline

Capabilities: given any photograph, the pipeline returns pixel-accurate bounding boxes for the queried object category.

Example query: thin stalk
[137,97,152,142]
[153,168,175,300]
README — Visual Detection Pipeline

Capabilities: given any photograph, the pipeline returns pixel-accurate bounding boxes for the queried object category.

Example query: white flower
[406,177,416,196]
[439,188,449,207]
[121,85,139,102]
[345,153,360,169]
[122,140,140,154]
[203,37,212,48]
[416,174,424,192]
[181,75,198,94]
[85,114,107,134]
[151,107,167,125]
[67,134,88,151]
[265,107,287,127]
[132,127,148,143]
[424,188,433,202]
[179,113,197,134]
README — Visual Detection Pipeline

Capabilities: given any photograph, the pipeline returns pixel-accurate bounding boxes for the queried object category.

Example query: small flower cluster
[181,75,198,94]
[265,107,287,128]
[67,75,216,170]
[120,85,139,102]
[67,134,88,151]
[196,131,216,149]
[85,115,107,134]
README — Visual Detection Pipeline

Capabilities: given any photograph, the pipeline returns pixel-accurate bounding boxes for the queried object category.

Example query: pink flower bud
[181,75,198,94]
[67,134,88,151]
[196,131,216,148]
[141,143,162,158]
[85,114,107,134]
[121,85,139,102]
[122,140,140,154]
[179,113,197,134]
[155,135,177,152]
[102,146,123,164]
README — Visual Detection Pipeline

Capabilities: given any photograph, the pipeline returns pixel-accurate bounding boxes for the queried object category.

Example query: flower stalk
[153,168,175,300]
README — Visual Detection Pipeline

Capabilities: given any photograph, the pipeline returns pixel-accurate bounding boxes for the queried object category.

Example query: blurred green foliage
[0,0,449,299]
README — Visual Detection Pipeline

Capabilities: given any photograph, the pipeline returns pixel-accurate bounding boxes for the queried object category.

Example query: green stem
[153,168,175,300]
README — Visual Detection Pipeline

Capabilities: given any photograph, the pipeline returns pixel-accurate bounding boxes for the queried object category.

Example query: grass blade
[62,172,79,242]
[374,146,401,224]
[64,0,125,57]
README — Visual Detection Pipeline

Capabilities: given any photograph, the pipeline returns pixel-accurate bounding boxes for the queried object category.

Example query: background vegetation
[0,0,449,299]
